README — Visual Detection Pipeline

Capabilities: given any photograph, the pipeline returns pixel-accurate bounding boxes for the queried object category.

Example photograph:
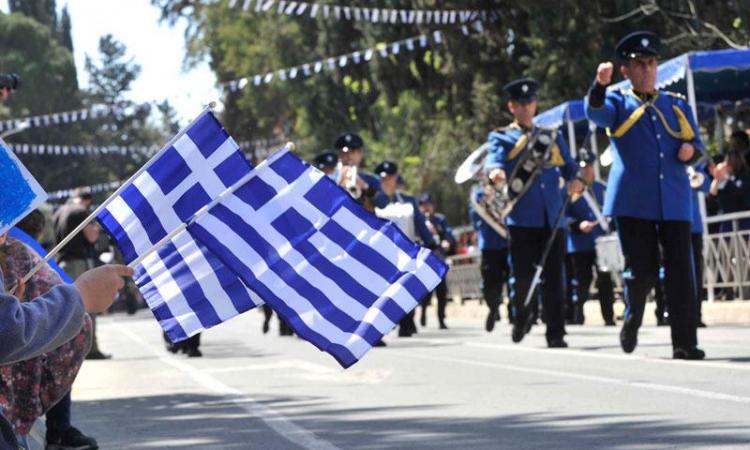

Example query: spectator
[53,191,112,360]
[709,149,750,231]
[0,260,132,450]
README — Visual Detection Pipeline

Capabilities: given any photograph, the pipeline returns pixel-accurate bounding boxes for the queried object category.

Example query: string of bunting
[222,23,486,92]
[9,143,158,156]
[8,139,284,157]
[0,104,117,133]
[225,0,501,25]
[46,180,123,202]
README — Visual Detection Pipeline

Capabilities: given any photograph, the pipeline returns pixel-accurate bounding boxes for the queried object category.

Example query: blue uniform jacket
[690,166,711,234]
[566,181,607,253]
[585,89,705,222]
[373,191,435,247]
[469,186,508,250]
[360,171,381,193]
[484,124,579,228]
[427,213,456,251]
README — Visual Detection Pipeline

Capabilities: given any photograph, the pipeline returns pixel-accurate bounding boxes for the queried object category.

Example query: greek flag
[186,148,448,367]
[97,111,263,342]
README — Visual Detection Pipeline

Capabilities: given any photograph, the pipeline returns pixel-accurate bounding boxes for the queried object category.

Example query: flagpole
[127,143,293,269]
[17,103,216,288]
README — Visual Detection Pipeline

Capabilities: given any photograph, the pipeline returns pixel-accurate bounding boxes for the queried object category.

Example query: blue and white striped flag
[97,110,263,342]
[185,147,448,367]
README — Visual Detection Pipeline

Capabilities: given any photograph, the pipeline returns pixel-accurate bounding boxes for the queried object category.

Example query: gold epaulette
[606,90,694,141]
[663,91,688,101]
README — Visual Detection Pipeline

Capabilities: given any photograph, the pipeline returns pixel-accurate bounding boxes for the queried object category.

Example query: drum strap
[607,90,695,141]
[507,130,565,167]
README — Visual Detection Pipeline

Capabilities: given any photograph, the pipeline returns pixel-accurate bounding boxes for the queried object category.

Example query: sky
[0,0,220,124]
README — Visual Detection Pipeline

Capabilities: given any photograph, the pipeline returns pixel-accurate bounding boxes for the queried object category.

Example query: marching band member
[373,161,436,337]
[334,132,380,211]
[468,184,511,332]
[313,151,339,180]
[485,78,582,348]
[585,31,706,359]
[565,149,615,326]
[418,193,455,330]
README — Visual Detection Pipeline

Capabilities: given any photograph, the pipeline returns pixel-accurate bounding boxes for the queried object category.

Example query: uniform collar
[629,89,659,104]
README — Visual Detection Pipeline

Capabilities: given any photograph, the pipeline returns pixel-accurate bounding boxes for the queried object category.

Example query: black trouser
[564,254,577,322]
[692,233,704,322]
[508,226,566,340]
[616,217,698,349]
[421,279,448,323]
[481,248,510,320]
[570,250,615,323]
[46,391,72,432]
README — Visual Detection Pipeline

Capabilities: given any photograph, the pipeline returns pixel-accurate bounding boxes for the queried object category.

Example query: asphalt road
[31,309,750,450]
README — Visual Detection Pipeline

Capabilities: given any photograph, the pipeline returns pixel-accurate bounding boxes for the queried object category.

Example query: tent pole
[685,54,699,122]
[686,53,712,303]
[566,107,577,159]
[589,121,601,181]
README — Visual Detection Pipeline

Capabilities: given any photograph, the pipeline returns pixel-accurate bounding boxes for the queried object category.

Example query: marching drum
[595,234,624,273]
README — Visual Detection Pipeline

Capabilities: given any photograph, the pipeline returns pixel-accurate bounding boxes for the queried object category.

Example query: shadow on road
[73,393,750,449]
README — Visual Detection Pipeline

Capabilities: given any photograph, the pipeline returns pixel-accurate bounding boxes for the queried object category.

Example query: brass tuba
[455,143,510,238]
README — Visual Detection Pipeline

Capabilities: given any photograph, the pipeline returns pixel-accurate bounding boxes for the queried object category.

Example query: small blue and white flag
[97,110,263,342]
[186,148,448,367]
[0,137,47,235]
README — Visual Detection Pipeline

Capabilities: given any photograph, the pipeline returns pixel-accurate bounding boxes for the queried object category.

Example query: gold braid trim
[507,133,529,160]
[606,90,694,141]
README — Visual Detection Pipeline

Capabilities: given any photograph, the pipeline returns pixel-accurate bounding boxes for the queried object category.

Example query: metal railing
[445,210,750,303]
[704,210,750,301]
[445,252,483,303]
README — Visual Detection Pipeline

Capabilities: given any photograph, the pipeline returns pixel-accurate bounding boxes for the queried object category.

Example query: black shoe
[604,320,617,327]
[511,313,535,343]
[619,322,638,354]
[494,308,501,322]
[485,311,495,332]
[697,321,707,328]
[187,348,203,357]
[439,321,448,330]
[373,340,387,347]
[546,337,568,348]
[673,347,705,360]
[262,320,270,334]
[420,310,427,327]
[85,350,111,360]
[46,426,98,450]
[398,328,413,337]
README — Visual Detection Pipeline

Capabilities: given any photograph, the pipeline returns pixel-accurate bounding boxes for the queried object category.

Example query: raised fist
[596,62,614,86]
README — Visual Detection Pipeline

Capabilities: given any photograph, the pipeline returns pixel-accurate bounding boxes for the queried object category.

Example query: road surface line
[387,350,750,404]
[463,341,750,372]
[113,323,343,450]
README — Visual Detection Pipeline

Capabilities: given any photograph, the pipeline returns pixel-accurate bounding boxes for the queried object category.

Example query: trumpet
[687,166,705,190]
[336,161,362,199]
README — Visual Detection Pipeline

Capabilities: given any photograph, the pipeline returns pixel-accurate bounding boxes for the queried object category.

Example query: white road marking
[400,336,750,372]
[463,341,750,372]
[199,360,392,384]
[113,323,344,450]
[387,350,750,404]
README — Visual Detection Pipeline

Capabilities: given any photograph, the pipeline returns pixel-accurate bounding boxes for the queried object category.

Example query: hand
[489,168,506,186]
[596,62,614,86]
[579,220,595,234]
[75,264,134,314]
[567,179,584,195]
[715,161,731,180]
[9,277,26,299]
[678,142,695,162]
[440,240,451,252]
